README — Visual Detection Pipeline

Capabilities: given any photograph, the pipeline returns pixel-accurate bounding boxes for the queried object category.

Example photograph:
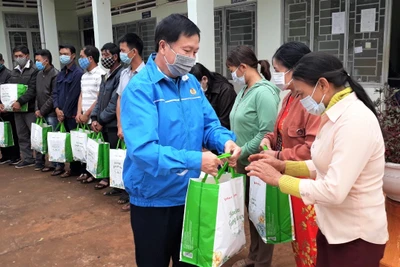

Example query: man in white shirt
[116,33,145,140]
[76,45,106,182]
[105,33,145,212]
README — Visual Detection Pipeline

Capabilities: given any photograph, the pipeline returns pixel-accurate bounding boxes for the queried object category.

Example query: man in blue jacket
[121,14,241,267]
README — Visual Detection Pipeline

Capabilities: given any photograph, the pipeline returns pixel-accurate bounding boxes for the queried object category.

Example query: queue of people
[0,33,145,213]
[1,12,388,267]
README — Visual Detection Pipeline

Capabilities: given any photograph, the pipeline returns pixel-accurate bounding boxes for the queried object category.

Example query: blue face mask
[0,63,3,70]
[120,49,134,64]
[60,55,72,65]
[300,81,326,116]
[78,57,90,70]
[35,61,45,71]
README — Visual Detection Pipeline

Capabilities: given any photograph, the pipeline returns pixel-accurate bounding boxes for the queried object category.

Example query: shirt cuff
[278,175,301,198]
[284,161,310,177]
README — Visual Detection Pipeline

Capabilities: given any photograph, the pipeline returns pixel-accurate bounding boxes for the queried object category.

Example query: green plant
[375,84,400,163]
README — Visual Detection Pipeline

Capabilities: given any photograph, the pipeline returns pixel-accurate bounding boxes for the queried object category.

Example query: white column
[257,0,283,61]
[92,0,113,49]
[188,0,215,71]
[38,0,60,70]
[0,11,11,69]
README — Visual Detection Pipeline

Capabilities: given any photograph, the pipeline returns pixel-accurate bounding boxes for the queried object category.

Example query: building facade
[0,0,398,98]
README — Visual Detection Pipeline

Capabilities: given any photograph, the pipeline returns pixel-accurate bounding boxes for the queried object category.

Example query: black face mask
[101,57,115,69]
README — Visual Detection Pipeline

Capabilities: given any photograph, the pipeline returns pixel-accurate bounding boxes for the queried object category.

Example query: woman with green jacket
[227,45,280,267]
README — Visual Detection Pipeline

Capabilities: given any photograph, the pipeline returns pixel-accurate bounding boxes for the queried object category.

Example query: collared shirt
[53,63,84,118]
[116,61,145,96]
[14,60,30,73]
[299,92,388,245]
[81,65,106,113]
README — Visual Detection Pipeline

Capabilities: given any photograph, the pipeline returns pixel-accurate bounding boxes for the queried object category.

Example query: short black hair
[59,44,76,54]
[13,45,29,55]
[0,53,3,61]
[155,14,200,52]
[35,49,53,65]
[101,43,120,62]
[83,45,100,64]
[118,33,144,56]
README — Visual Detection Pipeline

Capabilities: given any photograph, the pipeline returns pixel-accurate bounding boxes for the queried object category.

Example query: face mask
[101,56,116,69]
[60,55,72,65]
[0,63,4,70]
[231,67,246,85]
[78,57,90,70]
[272,70,291,90]
[300,81,326,116]
[35,61,45,71]
[15,57,28,68]
[164,44,196,77]
[120,49,134,64]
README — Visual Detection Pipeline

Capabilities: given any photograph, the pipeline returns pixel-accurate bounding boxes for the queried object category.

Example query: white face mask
[231,67,246,85]
[272,70,291,90]
[300,81,326,116]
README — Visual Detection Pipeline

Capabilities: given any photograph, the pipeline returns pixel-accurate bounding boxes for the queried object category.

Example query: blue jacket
[121,54,236,207]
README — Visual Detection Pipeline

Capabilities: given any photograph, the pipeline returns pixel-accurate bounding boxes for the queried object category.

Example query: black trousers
[130,204,195,267]
[0,112,20,160]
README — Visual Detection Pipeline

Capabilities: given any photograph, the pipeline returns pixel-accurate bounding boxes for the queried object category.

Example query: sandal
[77,173,90,181]
[117,194,129,204]
[121,203,130,212]
[42,167,55,172]
[60,170,79,178]
[94,179,109,190]
[81,176,95,184]
[232,259,255,267]
[51,167,65,176]
[103,188,123,196]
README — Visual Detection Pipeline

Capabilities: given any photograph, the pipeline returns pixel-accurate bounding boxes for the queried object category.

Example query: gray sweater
[35,66,59,117]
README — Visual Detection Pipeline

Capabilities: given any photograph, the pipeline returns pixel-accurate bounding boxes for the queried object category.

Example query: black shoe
[9,158,22,166]
[34,164,45,171]
[15,161,35,169]
[0,158,11,165]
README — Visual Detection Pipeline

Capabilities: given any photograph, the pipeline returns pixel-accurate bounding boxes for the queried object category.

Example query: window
[112,18,157,61]
[215,3,257,77]
[284,0,388,84]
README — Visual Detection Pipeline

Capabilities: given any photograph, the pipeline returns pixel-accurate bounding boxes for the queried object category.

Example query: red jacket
[265,93,320,161]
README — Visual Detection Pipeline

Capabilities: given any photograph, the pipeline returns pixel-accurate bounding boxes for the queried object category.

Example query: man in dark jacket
[52,44,84,177]
[91,43,123,189]
[0,53,20,165]
[34,49,59,171]
[5,46,40,169]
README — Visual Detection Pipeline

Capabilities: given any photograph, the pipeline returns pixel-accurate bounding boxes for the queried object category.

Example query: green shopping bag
[71,124,93,162]
[0,117,14,147]
[180,154,247,267]
[86,132,110,178]
[47,122,73,162]
[248,147,295,244]
[109,139,127,189]
[0,84,28,112]
[30,117,52,154]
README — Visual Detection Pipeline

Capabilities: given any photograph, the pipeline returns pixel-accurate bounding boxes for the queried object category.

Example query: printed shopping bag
[31,117,52,154]
[47,122,73,163]
[71,124,93,163]
[180,155,246,267]
[0,84,28,112]
[109,139,126,189]
[0,118,14,147]
[86,132,110,179]
[248,176,295,244]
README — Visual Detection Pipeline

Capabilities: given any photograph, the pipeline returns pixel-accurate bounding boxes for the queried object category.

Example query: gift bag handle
[201,153,231,184]
[56,122,67,133]
[95,132,105,142]
[116,139,126,149]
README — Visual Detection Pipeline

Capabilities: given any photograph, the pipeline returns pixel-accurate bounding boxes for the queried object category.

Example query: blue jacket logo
[190,88,197,95]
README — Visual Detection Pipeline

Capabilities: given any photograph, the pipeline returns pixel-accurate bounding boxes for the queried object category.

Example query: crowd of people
[0,13,389,267]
